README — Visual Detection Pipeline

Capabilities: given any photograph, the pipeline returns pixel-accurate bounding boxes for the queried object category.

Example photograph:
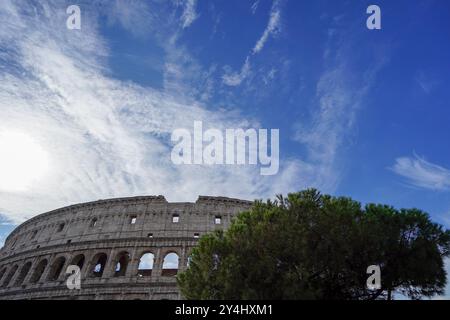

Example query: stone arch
[56,222,65,232]
[29,259,48,284]
[114,251,130,277]
[70,254,86,271]
[1,264,18,287]
[90,252,108,278]
[14,261,32,286]
[0,266,7,283]
[162,252,179,277]
[47,256,67,281]
[137,252,155,277]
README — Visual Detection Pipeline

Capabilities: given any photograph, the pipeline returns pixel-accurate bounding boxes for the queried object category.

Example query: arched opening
[70,254,85,271]
[57,223,65,232]
[29,259,48,284]
[90,253,107,278]
[14,262,32,286]
[47,257,66,281]
[1,265,18,287]
[114,252,130,277]
[187,255,193,268]
[162,252,179,276]
[137,253,154,277]
[0,267,7,283]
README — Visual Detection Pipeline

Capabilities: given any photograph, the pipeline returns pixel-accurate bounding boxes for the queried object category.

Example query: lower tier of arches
[0,242,194,299]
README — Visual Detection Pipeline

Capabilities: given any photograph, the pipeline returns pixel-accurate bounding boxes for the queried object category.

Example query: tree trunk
[387,289,392,300]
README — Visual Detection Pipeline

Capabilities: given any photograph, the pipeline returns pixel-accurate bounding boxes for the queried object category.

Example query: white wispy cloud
[294,18,387,192]
[251,0,260,15]
[437,212,450,229]
[181,0,199,29]
[105,0,155,37]
[222,0,281,87]
[252,1,281,54]
[222,57,251,87]
[0,222,16,226]
[415,71,438,95]
[391,154,450,191]
[0,0,300,223]
[262,68,277,85]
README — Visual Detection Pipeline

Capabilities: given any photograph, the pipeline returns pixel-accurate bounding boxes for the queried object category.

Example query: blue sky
[1,0,450,297]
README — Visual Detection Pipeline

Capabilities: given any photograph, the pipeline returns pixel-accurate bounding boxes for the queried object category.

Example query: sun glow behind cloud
[0,131,50,192]
[0,0,387,225]
[0,0,306,223]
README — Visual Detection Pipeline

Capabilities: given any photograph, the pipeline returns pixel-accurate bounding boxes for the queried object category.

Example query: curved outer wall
[0,196,252,300]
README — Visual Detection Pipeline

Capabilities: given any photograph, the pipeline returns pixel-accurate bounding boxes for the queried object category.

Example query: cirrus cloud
[0,0,302,223]
[391,154,450,191]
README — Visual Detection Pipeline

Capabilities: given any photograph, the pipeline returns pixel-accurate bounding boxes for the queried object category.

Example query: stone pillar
[153,247,163,277]
[23,256,41,285]
[0,265,9,285]
[81,251,95,279]
[40,253,57,282]
[179,245,187,272]
[7,263,22,288]
[126,248,140,278]
[103,248,118,278]
[56,255,71,282]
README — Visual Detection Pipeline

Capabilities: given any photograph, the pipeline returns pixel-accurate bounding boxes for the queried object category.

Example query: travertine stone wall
[0,196,252,300]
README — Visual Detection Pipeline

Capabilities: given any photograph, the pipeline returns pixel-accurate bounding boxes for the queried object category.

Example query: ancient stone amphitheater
[0,195,252,300]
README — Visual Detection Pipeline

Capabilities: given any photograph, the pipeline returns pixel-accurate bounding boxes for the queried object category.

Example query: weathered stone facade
[0,196,252,300]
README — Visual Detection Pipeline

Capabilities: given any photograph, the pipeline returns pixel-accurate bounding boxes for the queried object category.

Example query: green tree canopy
[177,189,450,300]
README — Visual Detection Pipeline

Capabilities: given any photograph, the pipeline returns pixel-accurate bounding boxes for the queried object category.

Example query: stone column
[152,247,163,277]
[126,248,140,278]
[7,263,22,288]
[103,248,118,278]
[40,253,57,282]
[56,255,71,283]
[23,256,41,285]
[81,250,96,279]
[179,245,187,272]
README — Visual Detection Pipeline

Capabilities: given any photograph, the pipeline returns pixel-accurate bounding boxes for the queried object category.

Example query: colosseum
[0,195,252,300]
